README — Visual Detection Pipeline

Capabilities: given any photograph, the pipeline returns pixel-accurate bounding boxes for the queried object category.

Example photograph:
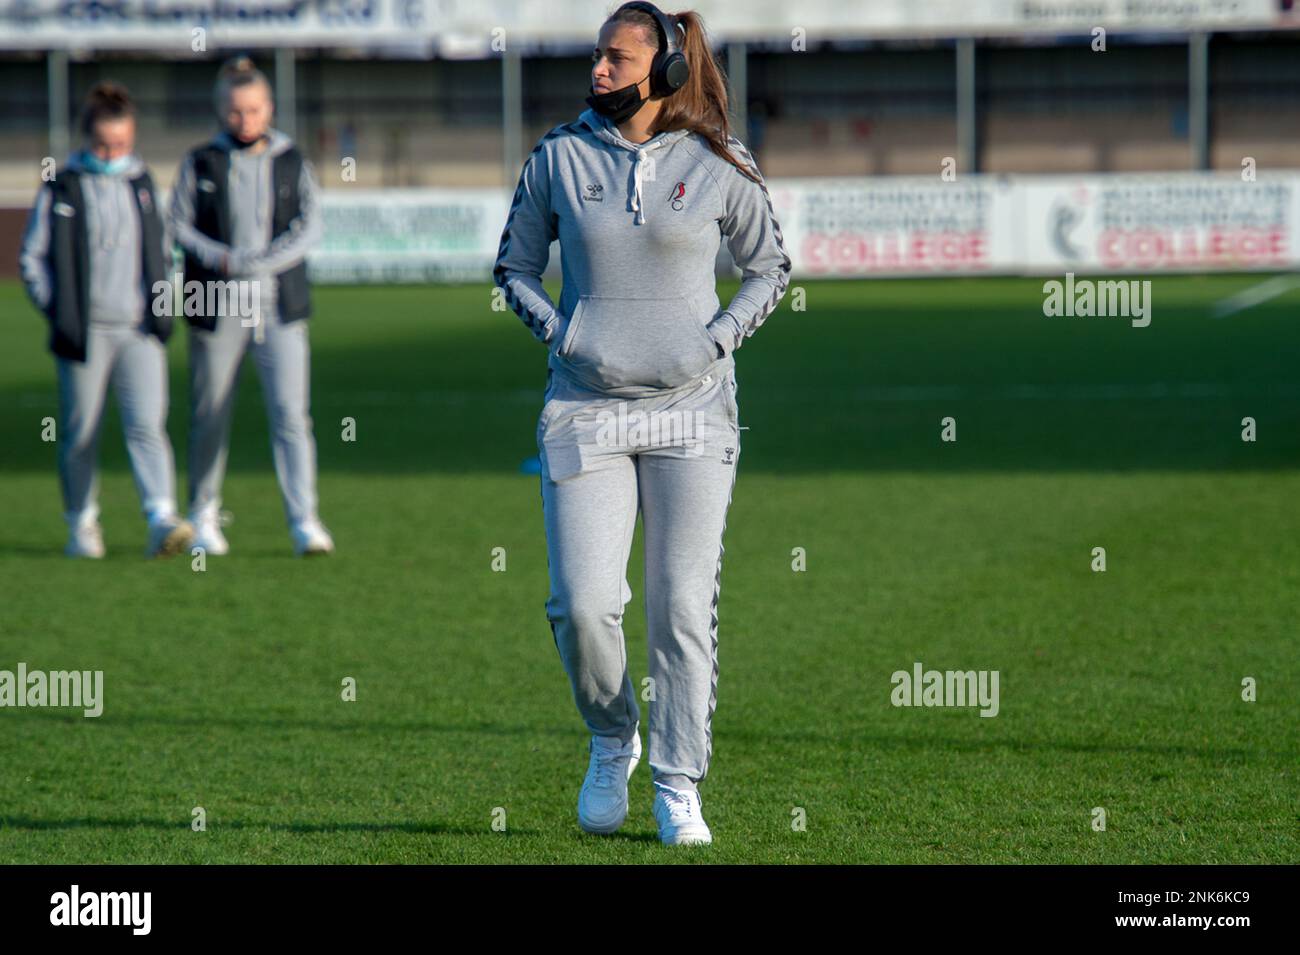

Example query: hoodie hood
[578,107,693,225]
[64,149,146,179]
[212,126,293,157]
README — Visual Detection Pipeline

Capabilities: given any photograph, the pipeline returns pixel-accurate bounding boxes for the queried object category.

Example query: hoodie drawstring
[580,109,686,226]
[632,141,668,226]
[631,149,646,225]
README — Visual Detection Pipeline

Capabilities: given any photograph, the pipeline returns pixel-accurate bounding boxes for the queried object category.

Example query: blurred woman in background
[19,81,193,559]
[169,55,332,557]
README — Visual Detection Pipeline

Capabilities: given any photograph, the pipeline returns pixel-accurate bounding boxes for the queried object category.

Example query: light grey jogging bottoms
[56,321,178,524]
[187,312,318,527]
[538,364,742,790]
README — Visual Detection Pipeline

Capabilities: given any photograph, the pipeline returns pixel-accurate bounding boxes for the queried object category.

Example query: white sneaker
[65,520,105,559]
[146,513,195,559]
[189,508,229,556]
[291,517,334,557]
[652,781,713,846]
[577,728,642,834]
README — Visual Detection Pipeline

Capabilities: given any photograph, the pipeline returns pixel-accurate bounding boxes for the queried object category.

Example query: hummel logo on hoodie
[493,106,791,399]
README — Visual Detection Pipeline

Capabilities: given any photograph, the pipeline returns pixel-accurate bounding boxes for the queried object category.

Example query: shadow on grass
[0,816,497,836]
[22,710,1290,761]
[2,283,1299,476]
[0,539,308,559]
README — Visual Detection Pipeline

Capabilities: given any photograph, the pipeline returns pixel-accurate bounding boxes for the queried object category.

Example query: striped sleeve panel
[492,123,580,345]
[708,136,793,359]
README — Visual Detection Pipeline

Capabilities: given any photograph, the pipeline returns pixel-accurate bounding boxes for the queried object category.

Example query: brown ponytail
[79,81,136,137]
[605,5,763,184]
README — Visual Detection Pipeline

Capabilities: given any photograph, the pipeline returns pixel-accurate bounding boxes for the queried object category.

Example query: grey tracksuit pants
[56,322,178,523]
[187,310,318,527]
[538,365,742,790]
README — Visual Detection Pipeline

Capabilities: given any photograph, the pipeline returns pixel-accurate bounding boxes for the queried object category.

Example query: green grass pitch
[0,274,1296,864]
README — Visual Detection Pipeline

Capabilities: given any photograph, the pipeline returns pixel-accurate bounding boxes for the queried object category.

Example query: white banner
[1016,174,1297,273]
[311,188,508,284]
[304,173,1300,284]
[0,0,1291,51]
[766,176,1018,277]
[0,0,436,51]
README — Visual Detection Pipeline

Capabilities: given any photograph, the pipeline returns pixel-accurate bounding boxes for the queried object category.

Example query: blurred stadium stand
[1,1,1298,279]
[1,34,1298,195]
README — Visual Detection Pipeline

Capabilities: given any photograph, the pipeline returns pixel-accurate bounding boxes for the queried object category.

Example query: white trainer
[146,513,195,559]
[577,728,642,834]
[291,517,335,557]
[65,520,105,559]
[652,781,713,846]
[190,508,229,556]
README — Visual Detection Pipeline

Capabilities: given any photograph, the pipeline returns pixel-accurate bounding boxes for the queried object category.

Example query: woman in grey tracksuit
[18,82,193,559]
[168,55,333,557]
[493,3,791,845]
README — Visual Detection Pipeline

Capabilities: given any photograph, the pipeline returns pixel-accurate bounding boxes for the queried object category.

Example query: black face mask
[586,72,651,125]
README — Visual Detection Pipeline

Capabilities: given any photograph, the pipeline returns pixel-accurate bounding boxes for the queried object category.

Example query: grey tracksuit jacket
[493,107,792,398]
[168,128,322,321]
[19,151,157,324]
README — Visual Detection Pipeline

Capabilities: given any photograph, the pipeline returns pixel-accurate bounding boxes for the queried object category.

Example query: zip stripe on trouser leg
[699,452,739,782]
[638,374,740,784]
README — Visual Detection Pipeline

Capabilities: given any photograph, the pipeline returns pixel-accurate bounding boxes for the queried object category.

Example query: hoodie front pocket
[558,295,716,390]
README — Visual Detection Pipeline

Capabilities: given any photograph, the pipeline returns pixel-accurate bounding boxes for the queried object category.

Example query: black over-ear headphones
[615,1,690,97]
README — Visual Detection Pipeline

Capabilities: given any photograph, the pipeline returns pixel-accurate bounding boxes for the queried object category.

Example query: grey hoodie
[494,107,792,398]
[19,150,157,325]
[168,128,322,321]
